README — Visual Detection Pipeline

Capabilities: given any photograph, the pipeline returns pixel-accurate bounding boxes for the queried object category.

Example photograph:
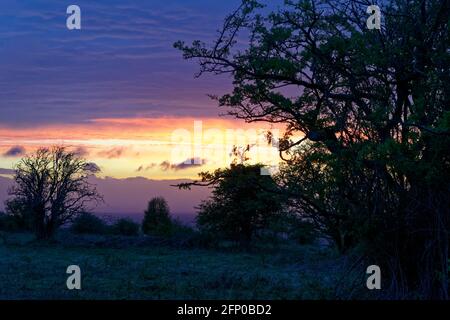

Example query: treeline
[69,197,195,238]
[0,150,314,247]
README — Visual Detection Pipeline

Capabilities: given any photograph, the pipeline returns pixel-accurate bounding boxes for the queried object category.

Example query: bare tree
[6,146,103,240]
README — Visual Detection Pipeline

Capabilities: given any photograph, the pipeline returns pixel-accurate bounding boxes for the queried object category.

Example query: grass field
[0,232,370,300]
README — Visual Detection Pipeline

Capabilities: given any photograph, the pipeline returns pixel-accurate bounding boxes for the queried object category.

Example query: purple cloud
[136,163,158,172]
[85,162,101,174]
[0,0,239,127]
[3,146,26,157]
[72,146,90,157]
[98,147,126,159]
[160,157,206,171]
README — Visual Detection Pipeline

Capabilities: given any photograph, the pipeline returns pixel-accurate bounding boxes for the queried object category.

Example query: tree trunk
[34,205,47,240]
[418,205,449,299]
[34,207,57,240]
[397,186,450,299]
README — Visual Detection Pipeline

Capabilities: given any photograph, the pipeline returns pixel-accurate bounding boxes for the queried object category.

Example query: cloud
[72,146,90,157]
[3,146,26,157]
[0,0,232,127]
[98,147,126,159]
[136,163,158,172]
[85,162,101,174]
[0,168,15,175]
[160,158,206,171]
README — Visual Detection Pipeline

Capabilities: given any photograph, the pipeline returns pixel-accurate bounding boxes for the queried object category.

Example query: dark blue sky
[0,0,243,127]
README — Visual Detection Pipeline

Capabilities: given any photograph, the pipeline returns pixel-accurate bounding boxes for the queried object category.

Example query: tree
[7,146,102,240]
[176,0,450,298]
[180,164,286,246]
[142,197,173,235]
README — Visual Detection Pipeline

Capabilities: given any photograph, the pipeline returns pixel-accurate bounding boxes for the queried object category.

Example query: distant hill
[0,175,209,222]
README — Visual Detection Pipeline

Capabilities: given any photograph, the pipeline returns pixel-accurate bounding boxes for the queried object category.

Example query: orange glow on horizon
[0,117,285,179]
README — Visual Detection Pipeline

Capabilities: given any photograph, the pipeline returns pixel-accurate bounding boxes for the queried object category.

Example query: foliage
[70,212,108,235]
[142,197,173,236]
[0,212,29,233]
[111,218,140,236]
[3,198,34,232]
[177,0,450,298]
[286,215,317,245]
[181,163,287,246]
[6,146,103,240]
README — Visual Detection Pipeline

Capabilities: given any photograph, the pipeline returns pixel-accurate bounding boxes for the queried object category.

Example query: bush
[171,219,195,235]
[4,200,34,232]
[111,218,139,236]
[70,212,108,235]
[0,212,26,232]
[289,220,317,245]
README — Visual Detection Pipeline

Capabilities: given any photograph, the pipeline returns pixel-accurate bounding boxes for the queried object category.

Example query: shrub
[70,212,108,235]
[0,212,26,232]
[4,200,34,232]
[112,218,139,236]
[171,219,195,235]
[289,220,317,245]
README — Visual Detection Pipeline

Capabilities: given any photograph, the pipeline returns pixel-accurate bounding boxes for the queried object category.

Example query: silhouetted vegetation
[111,218,140,236]
[4,198,34,232]
[179,163,288,247]
[176,0,450,299]
[142,197,173,236]
[6,146,102,240]
[1,0,448,301]
[284,214,317,246]
[0,212,28,233]
[70,212,108,235]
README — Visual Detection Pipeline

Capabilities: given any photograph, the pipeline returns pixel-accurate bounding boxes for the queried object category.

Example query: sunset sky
[0,0,283,181]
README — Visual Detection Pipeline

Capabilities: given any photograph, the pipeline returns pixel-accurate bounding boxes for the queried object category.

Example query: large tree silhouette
[7,146,102,240]
[176,0,450,298]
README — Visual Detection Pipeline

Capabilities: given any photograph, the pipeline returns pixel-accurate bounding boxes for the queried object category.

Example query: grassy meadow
[0,232,372,300]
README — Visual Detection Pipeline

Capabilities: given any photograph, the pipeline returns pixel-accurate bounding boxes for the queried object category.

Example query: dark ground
[0,232,373,300]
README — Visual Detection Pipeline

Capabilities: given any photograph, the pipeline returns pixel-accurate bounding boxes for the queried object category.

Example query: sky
[0,0,283,215]
[0,0,284,179]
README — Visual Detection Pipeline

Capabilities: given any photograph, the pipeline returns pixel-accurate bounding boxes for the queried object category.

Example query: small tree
[142,197,172,235]
[7,146,102,240]
[179,164,286,246]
